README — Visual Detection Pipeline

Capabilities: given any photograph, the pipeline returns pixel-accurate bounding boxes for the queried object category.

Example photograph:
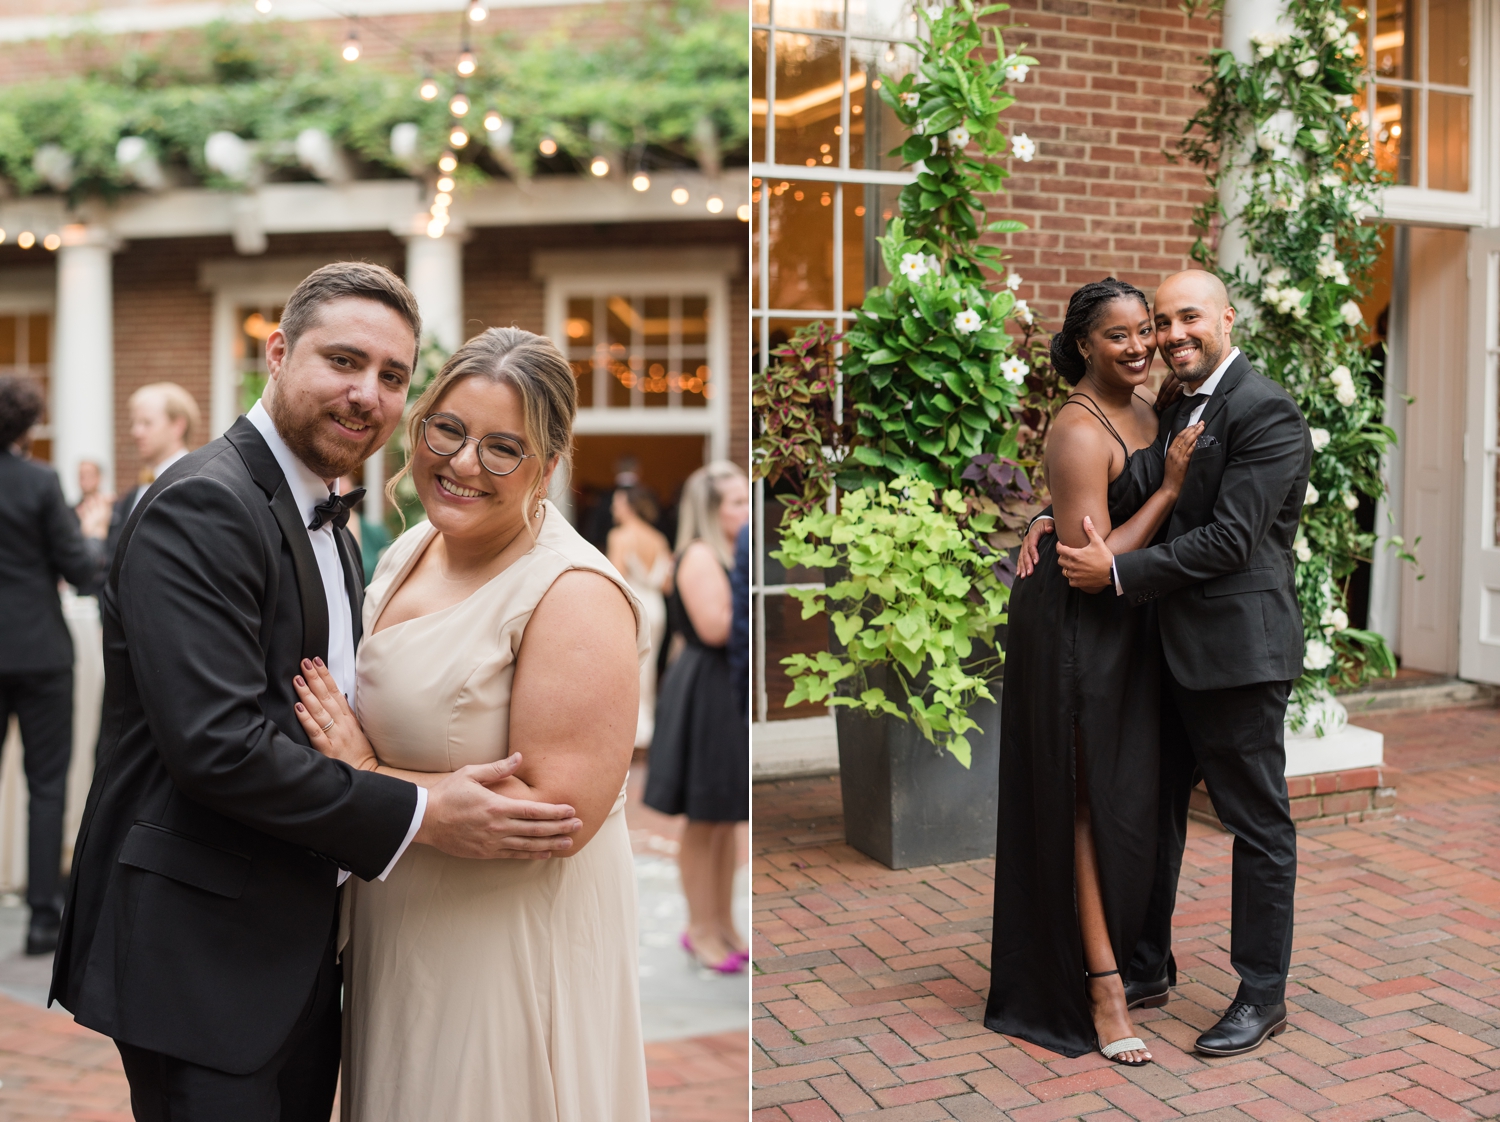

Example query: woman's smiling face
[412,375,552,540]
[1077,296,1155,390]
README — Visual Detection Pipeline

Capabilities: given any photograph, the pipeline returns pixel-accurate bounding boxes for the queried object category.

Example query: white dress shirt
[127,448,188,514]
[248,402,425,882]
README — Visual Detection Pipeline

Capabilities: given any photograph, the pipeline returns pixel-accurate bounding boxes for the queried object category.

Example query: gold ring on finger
[319,716,335,733]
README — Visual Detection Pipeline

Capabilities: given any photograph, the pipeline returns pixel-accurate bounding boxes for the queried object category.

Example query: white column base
[752,715,839,780]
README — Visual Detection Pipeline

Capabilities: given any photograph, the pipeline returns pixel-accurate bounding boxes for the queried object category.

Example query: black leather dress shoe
[1124,976,1170,1010]
[25,913,60,956]
[1195,1001,1288,1056]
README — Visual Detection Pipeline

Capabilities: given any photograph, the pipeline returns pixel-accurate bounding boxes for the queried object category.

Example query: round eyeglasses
[421,413,535,477]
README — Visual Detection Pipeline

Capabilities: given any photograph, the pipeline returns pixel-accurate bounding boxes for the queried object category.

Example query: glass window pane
[767,178,835,311]
[753,31,769,163]
[1374,86,1415,184]
[848,0,910,42]
[850,44,914,171]
[565,297,595,409]
[679,296,710,409]
[774,34,844,171]
[772,0,842,31]
[1427,0,1470,86]
[1345,0,1368,70]
[27,313,49,364]
[753,0,769,22]
[845,182,904,306]
[681,296,708,346]
[1427,92,1470,191]
[1373,0,1417,79]
[605,297,633,407]
[0,316,15,366]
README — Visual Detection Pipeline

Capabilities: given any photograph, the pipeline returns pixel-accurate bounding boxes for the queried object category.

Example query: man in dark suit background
[0,376,107,956]
[52,262,585,1122]
[1047,269,1312,1057]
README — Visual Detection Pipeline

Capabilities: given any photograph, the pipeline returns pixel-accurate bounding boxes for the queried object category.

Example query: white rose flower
[1257,129,1280,151]
[1332,262,1350,286]
[1335,381,1357,406]
[1005,63,1029,82]
[898,253,930,280]
[1303,638,1334,671]
[1323,22,1342,42]
[1296,58,1320,77]
[1006,272,1023,290]
[948,125,970,148]
[1342,491,1360,511]
[1316,256,1340,278]
[900,91,920,108]
[953,308,982,334]
[1328,607,1349,631]
[1265,266,1290,285]
[1321,172,1342,188]
[1305,481,1320,505]
[1309,128,1329,147]
[1310,427,1331,451]
[1340,300,1363,326]
[1329,364,1352,385]
[1014,299,1034,325]
[1011,133,1036,161]
[1295,537,1313,563]
[1344,31,1361,50]
[1000,356,1029,385]
[1334,94,1354,109]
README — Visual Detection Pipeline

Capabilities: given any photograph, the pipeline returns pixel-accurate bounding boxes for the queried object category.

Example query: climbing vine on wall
[1179,0,1402,729]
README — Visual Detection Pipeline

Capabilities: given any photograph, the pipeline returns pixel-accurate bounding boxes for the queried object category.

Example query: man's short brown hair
[278,261,423,368]
[130,382,203,443]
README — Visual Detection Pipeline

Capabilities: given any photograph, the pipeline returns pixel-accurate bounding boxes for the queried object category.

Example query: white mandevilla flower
[1011,133,1036,161]
[1305,481,1320,505]
[1342,491,1360,511]
[926,254,941,276]
[1005,63,1029,82]
[1295,58,1320,78]
[1303,638,1334,671]
[1340,300,1363,326]
[1014,298,1033,325]
[900,91,920,108]
[948,125,970,149]
[1000,356,1029,385]
[1295,537,1313,563]
[953,308,982,334]
[898,253,930,280]
[1006,272,1023,290]
[1310,427,1331,451]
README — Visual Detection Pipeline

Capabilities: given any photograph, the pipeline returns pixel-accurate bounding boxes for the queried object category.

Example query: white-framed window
[0,275,55,459]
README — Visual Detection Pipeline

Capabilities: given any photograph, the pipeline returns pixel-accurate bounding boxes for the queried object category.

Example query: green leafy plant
[774,477,1010,766]
[1178,0,1401,729]
[751,323,855,521]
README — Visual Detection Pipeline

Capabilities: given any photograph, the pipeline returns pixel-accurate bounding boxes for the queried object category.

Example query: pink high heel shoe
[681,933,745,974]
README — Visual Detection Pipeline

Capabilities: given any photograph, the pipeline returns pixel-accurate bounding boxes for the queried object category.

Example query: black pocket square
[1195,434,1220,449]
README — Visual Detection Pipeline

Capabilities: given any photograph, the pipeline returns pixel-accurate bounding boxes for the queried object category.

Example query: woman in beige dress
[290,327,650,1122]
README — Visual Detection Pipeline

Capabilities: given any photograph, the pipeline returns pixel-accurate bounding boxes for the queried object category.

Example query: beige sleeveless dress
[340,503,651,1122]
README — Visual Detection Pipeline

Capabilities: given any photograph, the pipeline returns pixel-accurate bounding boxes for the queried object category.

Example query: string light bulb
[449,92,470,117]
[538,136,558,156]
[631,172,651,191]
[449,126,470,148]
[482,109,503,132]
[705,195,724,213]
[670,186,689,205]
[589,156,609,177]
[456,48,476,76]
[418,75,439,100]
[438,150,458,173]
[341,28,360,62]
[885,43,896,61]
[467,0,488,20]
[0,230,6,244]
[436,175,455,192]
[43,233,61,250]
[255,0,272,12]
[17,231,35,249]
[737,203,751,222]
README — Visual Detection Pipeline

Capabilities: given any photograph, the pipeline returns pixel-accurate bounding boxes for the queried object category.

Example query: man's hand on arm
[416,755,583,860]
[1056,516,1116,593]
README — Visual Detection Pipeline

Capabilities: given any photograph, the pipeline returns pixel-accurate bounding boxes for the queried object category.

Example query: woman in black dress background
[984,279,1202,1064]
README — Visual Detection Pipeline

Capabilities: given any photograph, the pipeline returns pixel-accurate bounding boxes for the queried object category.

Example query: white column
[403,227,465,354]
[52,225,118,503]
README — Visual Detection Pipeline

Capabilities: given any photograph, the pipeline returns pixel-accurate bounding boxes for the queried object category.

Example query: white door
[1459,229,1500,684]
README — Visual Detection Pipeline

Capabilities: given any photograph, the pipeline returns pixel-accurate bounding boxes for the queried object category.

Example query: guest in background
[0,376,105,955]
[644,461,750,972]
[73,460,114,542]
[608,485,673,748]
[100,383,200,564]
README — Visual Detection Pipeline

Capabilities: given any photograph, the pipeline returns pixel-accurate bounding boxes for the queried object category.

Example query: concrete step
[1340,677,1499,716]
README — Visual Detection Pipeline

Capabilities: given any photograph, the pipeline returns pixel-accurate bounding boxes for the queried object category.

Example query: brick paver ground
[752,705,1500,1122]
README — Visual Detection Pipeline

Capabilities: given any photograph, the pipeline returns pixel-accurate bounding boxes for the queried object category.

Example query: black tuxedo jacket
[0,450,105,673]
[1113,353,1312,691]
[51,417,417,1074]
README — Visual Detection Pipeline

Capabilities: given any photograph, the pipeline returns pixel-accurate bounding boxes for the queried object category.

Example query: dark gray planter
[833,682,1000,870]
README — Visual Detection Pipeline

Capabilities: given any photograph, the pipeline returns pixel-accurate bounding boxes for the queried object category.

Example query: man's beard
[1167,332,1224,385]
[267,391,377,481]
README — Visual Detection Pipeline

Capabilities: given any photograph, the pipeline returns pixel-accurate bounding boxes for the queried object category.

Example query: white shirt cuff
[378,785,427,881]
[1112,559,1123,596]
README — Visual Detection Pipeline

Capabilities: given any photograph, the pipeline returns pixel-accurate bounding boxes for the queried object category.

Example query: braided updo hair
[1048,277,1150,386]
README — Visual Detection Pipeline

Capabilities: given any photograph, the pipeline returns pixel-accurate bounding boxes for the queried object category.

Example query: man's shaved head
[1153,269,1236,387]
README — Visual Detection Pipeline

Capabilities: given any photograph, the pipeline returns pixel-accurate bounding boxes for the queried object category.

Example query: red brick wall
[984,0,1221,330]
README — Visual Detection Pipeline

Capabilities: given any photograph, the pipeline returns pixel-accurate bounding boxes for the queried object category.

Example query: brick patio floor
[752,705,1500,1122]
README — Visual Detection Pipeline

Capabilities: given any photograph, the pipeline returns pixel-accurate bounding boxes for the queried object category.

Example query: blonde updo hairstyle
[387,326,576,522]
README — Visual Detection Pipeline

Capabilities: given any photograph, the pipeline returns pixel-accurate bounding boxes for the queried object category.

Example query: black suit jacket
[1113,353,1312,691]
[51,417,417,1074]
[0,450,105,674]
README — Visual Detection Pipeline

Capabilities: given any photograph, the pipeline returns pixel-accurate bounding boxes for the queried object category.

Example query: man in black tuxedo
[52,262,583,1121]
[1049,269,1312,1057]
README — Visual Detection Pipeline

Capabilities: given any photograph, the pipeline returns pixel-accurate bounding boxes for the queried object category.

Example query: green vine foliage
[0,3,746,202]
[1179,0,1399,726]
[774,477,1010,767]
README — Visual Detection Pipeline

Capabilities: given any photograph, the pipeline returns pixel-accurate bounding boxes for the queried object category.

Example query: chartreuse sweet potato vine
[1179,0,1403,730]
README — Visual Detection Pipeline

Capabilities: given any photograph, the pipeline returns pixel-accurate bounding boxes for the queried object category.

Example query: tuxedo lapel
[1194,351,1252,433]
[224,417,330,663]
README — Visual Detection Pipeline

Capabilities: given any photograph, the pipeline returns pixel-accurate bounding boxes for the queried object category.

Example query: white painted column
[403,227,465,354]
[52,225,118,503]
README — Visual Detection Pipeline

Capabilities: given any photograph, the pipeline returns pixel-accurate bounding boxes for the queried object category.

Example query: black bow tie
[309,488,365,531]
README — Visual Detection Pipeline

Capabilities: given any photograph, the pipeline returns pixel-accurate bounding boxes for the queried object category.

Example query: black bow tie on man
[309,488,366,531]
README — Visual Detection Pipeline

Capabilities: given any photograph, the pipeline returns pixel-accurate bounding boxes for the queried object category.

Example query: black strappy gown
[983,397,1165,1058]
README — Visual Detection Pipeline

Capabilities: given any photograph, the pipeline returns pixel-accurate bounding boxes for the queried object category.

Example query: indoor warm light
[449,127,470,148]
[483,109,503,132]
[449,93,470,117]
[590,157,610,177]
[434,191,453,206]
[539,137,558,156]
[341,30,360,61]
[436,175,455,192]
[467,0,488,20]
[631,172,651,191]
[17,231,35,249]
[419,76,439,100]
[736,203,750,222]
[706,195,724,213]
[438,150,459,172]
[0,230,6,244]
[255,0,272,11]
[456,49,476,76]
[1390,124,1402,138]
[43,233,60,250]
[427,219,445,238]
[671,186,689,205]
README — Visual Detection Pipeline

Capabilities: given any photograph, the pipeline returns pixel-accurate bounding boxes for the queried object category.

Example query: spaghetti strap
[1059,393,1130,459]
